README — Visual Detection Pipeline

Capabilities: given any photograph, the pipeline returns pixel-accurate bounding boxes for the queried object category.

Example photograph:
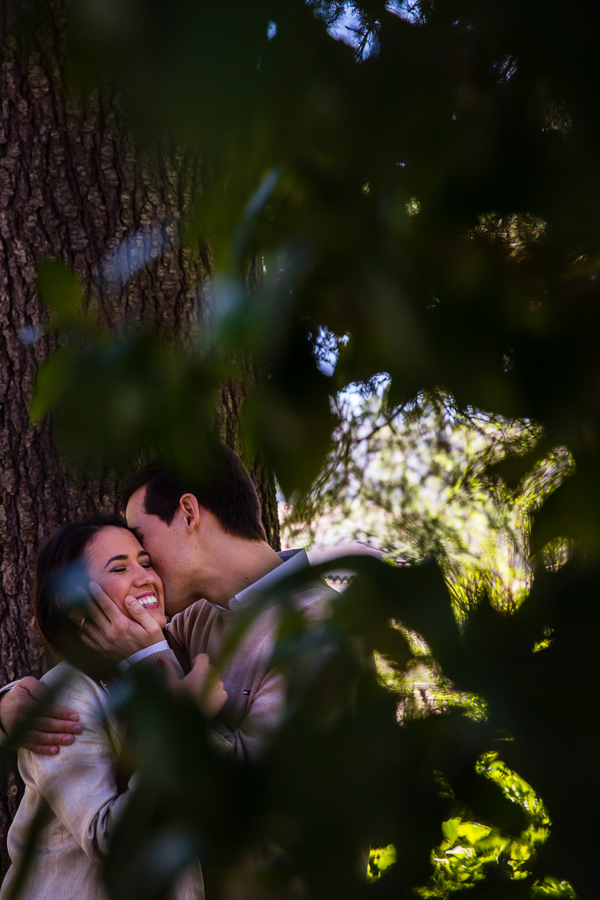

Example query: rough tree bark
[217,373,281,550]
[0,0,279,874]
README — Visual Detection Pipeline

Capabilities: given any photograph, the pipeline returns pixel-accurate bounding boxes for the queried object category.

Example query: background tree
[0,0,278,872]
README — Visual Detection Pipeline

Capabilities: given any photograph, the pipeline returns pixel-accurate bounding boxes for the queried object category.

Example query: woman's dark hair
[34,514,130,672]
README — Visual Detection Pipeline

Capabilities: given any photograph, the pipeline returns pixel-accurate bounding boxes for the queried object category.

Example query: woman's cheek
[99,576,127,609]
[94,574,110,595]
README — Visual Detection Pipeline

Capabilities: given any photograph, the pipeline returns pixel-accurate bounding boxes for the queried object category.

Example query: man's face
[125,486,192,615]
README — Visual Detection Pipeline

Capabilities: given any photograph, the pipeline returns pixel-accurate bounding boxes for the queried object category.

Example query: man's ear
[179,494,201,534]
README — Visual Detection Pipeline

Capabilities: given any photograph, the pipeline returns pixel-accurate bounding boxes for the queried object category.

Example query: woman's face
[84,526,166,629]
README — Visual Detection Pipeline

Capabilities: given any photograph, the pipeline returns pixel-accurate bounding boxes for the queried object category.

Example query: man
[0,445,338,760]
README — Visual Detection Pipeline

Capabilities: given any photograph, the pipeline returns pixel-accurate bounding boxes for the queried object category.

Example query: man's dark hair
[120,444,267,542]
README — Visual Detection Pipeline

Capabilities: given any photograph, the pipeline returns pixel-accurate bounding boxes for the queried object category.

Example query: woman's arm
[20,673,132,864]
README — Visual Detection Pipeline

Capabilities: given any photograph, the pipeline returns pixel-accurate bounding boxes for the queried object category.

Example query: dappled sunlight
[282,386,574,620]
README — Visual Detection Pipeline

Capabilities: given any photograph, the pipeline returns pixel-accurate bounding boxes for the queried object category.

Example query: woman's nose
[133,566,154,584]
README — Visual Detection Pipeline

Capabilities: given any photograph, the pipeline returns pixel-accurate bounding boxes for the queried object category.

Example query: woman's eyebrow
[138,550,150,559]
[104,554,128,568]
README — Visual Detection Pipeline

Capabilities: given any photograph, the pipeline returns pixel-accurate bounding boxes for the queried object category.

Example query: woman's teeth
[139,595,158,608]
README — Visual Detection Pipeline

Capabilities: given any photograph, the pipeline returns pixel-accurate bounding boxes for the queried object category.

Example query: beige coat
[0,662,203,900]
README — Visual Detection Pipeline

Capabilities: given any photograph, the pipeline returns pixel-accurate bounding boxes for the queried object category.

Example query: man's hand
[164,654,228,718]
[0,677,83,755]
[77,582,164,663]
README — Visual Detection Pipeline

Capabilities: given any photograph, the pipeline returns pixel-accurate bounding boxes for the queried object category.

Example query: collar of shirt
[221,548,309,614]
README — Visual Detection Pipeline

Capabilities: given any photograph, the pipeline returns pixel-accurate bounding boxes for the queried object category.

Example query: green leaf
[30,344,80,421]
[36,259,84,326]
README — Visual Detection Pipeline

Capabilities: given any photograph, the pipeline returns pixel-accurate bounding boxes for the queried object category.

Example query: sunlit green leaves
[420,754,576,899]
[368,843,396,881]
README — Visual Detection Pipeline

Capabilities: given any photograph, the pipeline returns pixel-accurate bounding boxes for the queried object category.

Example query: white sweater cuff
[118,640,170,672]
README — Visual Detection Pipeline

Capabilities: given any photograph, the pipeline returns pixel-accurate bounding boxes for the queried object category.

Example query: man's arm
[126,610,284,761]
[213,584,339,761]
[212,667,286,763]
[163,653,228,717]
[0,677,83,755]
[81,592,291,762]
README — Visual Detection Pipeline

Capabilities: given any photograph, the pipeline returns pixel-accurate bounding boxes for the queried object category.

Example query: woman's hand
[164,653,228,718]
[0,677,83,755]
[77,582,164,662]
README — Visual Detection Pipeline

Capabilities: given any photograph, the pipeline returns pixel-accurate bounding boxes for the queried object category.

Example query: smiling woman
[84,526,167,628]
[31,515,167,677]
[33,516,130,671]
[0,516,203,900]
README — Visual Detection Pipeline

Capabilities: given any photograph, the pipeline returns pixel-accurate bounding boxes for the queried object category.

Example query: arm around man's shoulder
[38,663,105,722]
[0,666,84,755]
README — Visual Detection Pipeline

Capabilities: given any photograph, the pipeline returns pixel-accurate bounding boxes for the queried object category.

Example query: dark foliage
[9,1,600,897]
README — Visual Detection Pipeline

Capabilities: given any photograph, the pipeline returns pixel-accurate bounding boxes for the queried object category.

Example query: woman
[0,515,209,900]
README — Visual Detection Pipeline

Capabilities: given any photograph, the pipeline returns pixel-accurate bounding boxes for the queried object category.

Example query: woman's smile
[136,591,160,609]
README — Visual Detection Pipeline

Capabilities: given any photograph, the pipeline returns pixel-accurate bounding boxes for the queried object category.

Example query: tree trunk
[217,374,281,550]
[0,1,278,875]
